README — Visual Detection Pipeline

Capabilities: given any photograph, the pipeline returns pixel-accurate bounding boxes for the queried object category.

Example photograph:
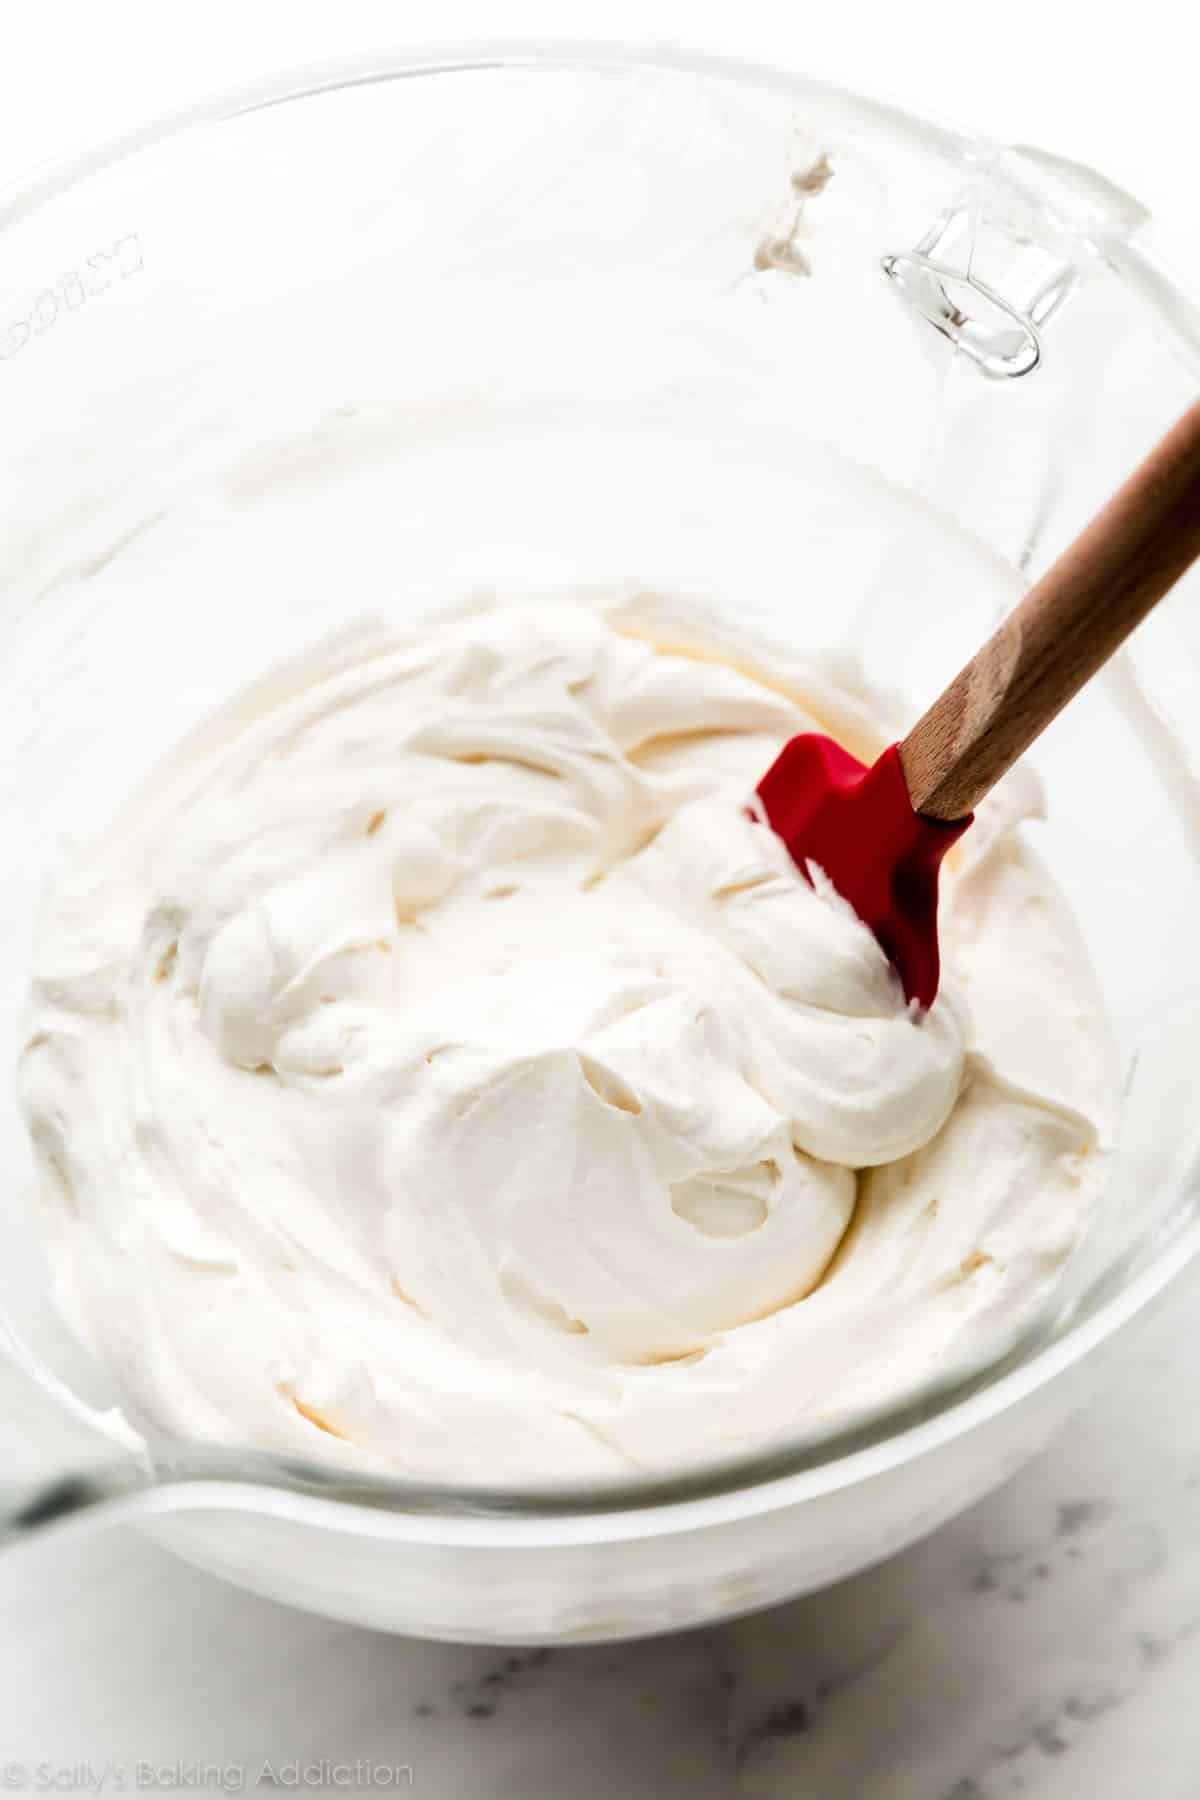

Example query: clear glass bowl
[2,43,1199,1643]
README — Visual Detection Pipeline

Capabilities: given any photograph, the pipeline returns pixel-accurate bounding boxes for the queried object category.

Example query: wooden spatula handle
[898,398,1200,821]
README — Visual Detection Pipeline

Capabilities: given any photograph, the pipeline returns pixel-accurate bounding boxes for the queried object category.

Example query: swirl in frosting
[18,592,1114,1479]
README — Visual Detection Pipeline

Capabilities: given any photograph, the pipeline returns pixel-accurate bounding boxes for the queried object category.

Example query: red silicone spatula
[757,399,1200,1010]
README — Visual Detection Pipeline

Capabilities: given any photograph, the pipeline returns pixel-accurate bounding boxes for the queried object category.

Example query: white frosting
[18,593,1114,1481]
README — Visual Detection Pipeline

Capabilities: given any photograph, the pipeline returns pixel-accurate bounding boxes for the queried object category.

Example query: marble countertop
[2,1264,1199,1799]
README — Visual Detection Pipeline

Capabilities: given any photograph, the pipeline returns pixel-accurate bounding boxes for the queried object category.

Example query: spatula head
[756,735,972,1009]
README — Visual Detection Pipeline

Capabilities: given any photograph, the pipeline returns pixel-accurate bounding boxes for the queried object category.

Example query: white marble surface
[2,1262,1200,1798]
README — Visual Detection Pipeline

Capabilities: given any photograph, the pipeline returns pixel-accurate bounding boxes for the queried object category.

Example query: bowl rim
[0,35,990,230]
[5,38,1200,1539]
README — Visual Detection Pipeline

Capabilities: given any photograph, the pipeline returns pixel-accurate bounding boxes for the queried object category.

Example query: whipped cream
[18,593,1115,1481]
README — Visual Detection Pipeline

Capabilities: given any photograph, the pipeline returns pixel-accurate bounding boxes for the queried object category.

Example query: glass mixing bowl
[2,43,1199,1644]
